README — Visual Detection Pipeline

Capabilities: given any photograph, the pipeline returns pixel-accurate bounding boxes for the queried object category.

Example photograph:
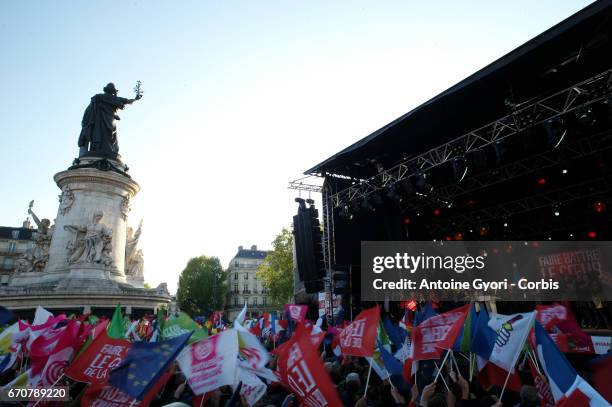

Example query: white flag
[234,303,248,327]
[488,312,536,372]
[237,367,267,406]
[177,329,238,395]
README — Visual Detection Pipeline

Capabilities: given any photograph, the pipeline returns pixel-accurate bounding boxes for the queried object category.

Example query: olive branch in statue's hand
[133,81,143,100]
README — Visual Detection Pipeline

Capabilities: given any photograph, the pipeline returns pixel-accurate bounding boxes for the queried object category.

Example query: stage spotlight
[479,225,489,237]
[360,197,375,211]
[593,200,607,213]
[503,222,509,227]
[399,178,415,195]
[403,217,412,225]
[562,169,568,174]
[383,183,402,202]
[537,177,547,186]
[588,230,597,239]
[410,173,432,192]
[454,232,464,241]
[338,205,353,220]
[575,106,597,127]
[371,191,384,206]
[553,205,561,217]
[433,208,441,216]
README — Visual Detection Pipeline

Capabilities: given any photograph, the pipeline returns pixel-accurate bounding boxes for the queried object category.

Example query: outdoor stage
[293,0,612,333]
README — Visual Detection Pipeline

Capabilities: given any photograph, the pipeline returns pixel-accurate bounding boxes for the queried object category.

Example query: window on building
[244,273,248,280]
[263,297,267,306]
[235,261,239,267]
[233,283,238,294]
[0,275,8,285]
[234,273,238,280]
[8,242,17,253]
[234,296,238,306]
[11,230,19,239]
[253,297,257,306]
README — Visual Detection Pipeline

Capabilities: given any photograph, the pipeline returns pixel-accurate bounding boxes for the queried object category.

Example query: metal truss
[401,129,612,212]
[329,69,612,208]
[427,176,611,236]
[288,176,323,193]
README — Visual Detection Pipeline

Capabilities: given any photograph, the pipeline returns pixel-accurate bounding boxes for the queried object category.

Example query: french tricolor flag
[534,323,609,407]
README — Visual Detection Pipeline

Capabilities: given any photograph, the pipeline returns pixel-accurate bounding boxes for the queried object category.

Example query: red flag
[284,304,308,323]
[65,330,132,383]
[527,354,554,407]
[277,326,342,407]
[38,319,80,387]
[81,371,171,407]
[412,304,469,360]
[479,362,521,393]
[555,388,591,407]
[591,354,612,404]
[536,303,594,354]
[337,306,380,357]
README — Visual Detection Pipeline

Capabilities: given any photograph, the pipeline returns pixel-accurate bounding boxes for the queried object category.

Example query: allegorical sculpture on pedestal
[64,210,114,266]
[15,201,54,273]
[78,82,142,159]
[125,221,145,284]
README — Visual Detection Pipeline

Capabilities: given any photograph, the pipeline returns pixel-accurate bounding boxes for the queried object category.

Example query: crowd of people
[0,301,609,407]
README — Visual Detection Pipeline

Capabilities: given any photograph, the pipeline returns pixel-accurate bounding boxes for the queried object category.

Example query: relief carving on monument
[125,220,144,278]
[64,210,114,267]
[120,196,131,221]
[58,185,75,215]
[16,202,53,273]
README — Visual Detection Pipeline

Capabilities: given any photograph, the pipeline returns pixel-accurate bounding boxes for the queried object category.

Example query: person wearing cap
[78,82,142,158]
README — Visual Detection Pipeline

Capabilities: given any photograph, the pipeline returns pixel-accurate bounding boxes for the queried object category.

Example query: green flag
[162,312,207,343]
[107,304,126,339]
[156,307,166,335]
[459,303,474,353]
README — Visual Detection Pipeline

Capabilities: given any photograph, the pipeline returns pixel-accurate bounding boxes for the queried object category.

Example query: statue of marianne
[78,83,141,159]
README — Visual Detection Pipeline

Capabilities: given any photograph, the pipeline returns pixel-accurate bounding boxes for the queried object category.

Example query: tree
[176,256,227,316]
[257,228,294,308]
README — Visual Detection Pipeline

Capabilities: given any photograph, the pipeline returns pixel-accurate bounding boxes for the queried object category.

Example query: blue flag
[109,331,192,400]
[414,302,437,326]
[383,315,406,350]
[378,340,409,391]
[470,307,496,359]
[271,311,277,335]
[0,306,14,326]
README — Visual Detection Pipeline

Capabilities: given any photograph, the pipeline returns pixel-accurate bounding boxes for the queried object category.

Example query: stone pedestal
[3,156,171,313]
[11,157,139,286]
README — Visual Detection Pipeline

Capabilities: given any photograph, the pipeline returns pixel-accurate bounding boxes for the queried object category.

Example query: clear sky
[0,1,594,293]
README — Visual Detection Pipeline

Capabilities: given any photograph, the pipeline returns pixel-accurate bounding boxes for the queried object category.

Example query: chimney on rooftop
[238,245,243,251]
[251,245,257,250]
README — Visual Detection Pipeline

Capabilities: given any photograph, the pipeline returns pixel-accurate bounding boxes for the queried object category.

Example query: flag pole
[31,374,65,407]
[433,361,450,392]
[363,361,373,397]
[433,350,450,383]
[499,369,512,401]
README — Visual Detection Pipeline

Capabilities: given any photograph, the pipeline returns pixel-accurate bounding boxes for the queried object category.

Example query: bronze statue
[78,82,142,159]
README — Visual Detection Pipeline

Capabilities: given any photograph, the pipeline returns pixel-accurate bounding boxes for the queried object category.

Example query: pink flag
[38,319,80,387]
[284,304,308,323]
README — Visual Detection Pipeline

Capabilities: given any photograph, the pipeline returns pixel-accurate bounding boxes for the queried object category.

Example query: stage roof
[305,0,612,179]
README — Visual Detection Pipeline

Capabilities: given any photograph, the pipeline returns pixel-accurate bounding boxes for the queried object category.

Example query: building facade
[226,245,270,320]
[0,221,35,286]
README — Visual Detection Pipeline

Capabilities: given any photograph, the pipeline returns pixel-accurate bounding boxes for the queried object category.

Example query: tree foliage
[257,228,294,307]
[176,256,227,316]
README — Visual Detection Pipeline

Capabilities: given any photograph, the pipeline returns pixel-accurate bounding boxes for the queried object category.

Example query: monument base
[0,279,171,315]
